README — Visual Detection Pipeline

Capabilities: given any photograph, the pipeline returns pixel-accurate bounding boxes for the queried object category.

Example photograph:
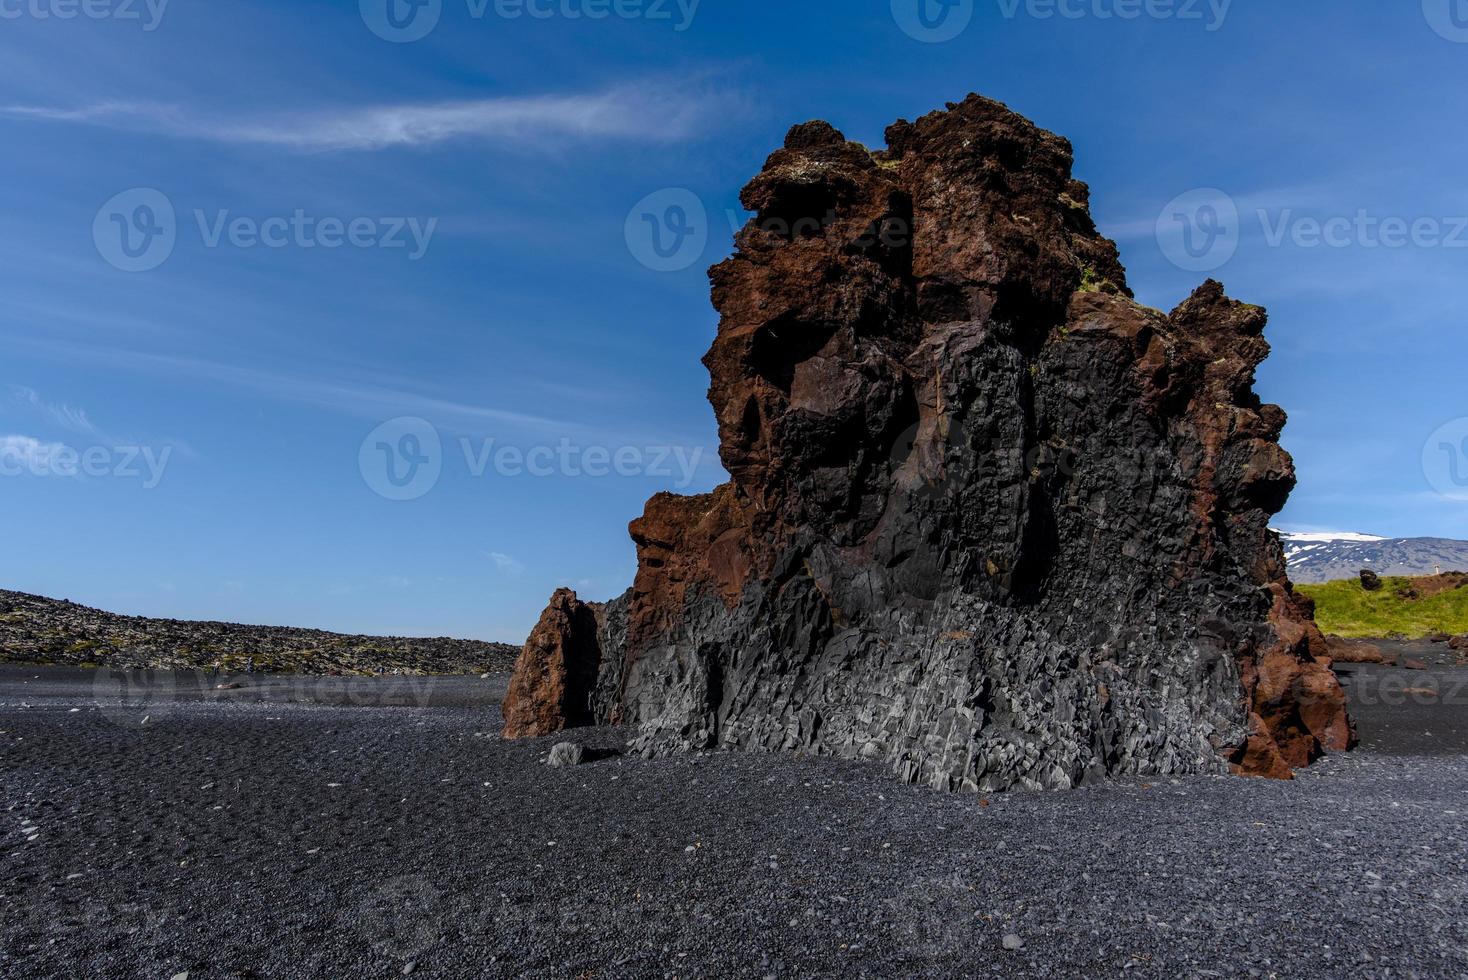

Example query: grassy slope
[1298,577,1468,639]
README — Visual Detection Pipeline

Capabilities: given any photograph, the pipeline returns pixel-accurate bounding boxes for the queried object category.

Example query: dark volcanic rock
[502,589,604,739]
[1360,569,1383,592]
[549,95,1352,790]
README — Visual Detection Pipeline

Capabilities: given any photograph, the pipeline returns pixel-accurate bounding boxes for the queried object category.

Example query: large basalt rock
[535,95,1353,789]
[501,589,603,739]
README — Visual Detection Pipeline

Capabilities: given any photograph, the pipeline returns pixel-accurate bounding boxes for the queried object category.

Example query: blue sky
[1,1,1465,641]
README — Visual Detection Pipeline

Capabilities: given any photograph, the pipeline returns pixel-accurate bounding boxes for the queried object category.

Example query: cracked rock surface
[511,94,1351,790]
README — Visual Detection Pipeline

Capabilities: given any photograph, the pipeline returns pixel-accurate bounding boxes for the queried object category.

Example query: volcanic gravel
[2,665,1466,979]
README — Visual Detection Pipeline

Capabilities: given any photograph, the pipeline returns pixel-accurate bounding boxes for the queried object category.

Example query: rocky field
[1,662,1465,979]
[0,590,520,676]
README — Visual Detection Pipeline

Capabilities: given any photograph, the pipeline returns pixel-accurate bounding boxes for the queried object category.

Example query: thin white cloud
[487,552,525,576]
[0,435,71,476]
[0,85,714,152]
[7,385,100,437]
[6,333,582,438]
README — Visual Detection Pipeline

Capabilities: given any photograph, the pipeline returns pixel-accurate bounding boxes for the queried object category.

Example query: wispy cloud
[7,332,583,438]
[0,84,716,152]
[487,552,525,576]
[7,385,100,437]
[0,435,70,475]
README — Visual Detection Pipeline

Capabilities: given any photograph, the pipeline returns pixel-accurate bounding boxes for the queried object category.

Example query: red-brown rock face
[502,589,603,739]
[534,95,1352,788]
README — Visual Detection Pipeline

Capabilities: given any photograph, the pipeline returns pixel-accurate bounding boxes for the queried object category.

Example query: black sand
[2,665,1466,979]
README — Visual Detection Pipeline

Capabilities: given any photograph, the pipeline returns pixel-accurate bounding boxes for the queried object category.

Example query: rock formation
[501,589,603,739]
[505,94,1353,790]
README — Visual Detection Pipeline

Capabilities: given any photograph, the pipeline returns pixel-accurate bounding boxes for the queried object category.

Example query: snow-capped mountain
[1275,530,1468,584]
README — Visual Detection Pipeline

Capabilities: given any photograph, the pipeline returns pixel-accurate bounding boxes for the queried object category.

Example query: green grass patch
[1298,576,1468,639]
[1078,264,1116,295]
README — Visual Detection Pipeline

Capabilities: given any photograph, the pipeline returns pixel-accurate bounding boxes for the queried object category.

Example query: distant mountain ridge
[0,590,520,675]
[1277,531,1468,584]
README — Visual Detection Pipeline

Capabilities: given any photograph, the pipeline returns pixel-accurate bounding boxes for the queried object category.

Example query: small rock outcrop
[546,742,586,768]
[514,95,1353,789]
[501,589,603,739]
[1360,569,1383,592]
[1324,636,1386,665]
